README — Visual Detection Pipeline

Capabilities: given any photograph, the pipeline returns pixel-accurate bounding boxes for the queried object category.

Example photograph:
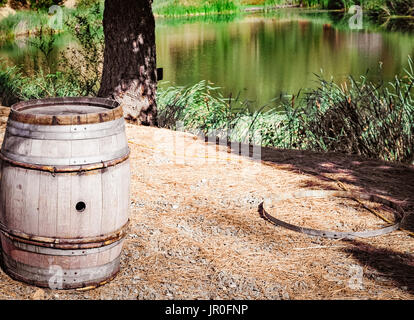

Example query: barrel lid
[10,97,123,125]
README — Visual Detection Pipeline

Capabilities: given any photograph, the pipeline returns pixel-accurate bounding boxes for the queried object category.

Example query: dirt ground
[0,106,413,300]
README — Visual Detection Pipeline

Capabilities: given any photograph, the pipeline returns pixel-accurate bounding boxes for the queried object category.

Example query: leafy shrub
[76,0,101,9]
[0,62,21,106]
[60,1,104,96]
[0,60,82,103]
[9,0,63,10]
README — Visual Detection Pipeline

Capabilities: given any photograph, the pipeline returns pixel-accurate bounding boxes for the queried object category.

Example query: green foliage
[157,81,231,132]
[157,82,301,147]
[366,0,414,18]
[0,62,21,106]
[0,9,50,39]
[153,0,240,16]
[30,0,63,9]
[0,2,103,103]
[0,0,8,7]
[0,1,103,40]
[60,1,104,96]
[0,60,82,103]
[76,0,101,9]
[297,58,414,163]
[157,58,414,163]
[18,70,82,98]
[9,0,63,10]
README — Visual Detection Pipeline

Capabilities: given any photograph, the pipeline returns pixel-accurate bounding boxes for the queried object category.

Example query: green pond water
[1,9,414,107]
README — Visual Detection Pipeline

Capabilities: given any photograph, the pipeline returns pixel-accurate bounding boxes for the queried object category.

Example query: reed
[157,58,414,163]
[153,0,240,17]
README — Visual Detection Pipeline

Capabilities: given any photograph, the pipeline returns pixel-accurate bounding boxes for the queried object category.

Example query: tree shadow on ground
[204,138,414,295]
[205,138,414,233]
[342,239,414,295]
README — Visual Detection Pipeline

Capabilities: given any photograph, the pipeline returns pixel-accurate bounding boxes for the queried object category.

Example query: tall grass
[0,58,83,100]
[0,10,51,39]
[0,62,21,106]
[153,0,240,16]
[0,2,102,40]
[298,60,414,162]
[365,0,414,18]
[157,58,414,163]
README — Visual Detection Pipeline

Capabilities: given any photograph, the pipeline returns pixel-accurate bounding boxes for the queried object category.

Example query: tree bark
[98,0,157,126]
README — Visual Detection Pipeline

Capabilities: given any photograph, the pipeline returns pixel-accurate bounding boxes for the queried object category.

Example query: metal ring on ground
[258,190,406,240]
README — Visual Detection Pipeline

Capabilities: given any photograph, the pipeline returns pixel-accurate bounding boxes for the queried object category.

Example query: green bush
[76,0,101,9]
[0,60,82,103]
[61,1,104,96]
[383,0,414,16]
[9,0,63,9]
[0,63,21,106]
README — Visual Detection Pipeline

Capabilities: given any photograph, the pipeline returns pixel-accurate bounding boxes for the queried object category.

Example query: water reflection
[0,32,73,75]
[157,11,414,105]
[1,10,414,107]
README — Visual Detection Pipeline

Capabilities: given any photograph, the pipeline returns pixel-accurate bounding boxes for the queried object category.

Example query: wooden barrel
[0,97,130,289]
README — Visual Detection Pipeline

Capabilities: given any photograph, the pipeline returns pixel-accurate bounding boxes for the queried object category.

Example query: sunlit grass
[152,0,241,16]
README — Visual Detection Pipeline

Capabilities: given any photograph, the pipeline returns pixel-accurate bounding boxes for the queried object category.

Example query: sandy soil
[0,106,413,300]
[0,5,15,20]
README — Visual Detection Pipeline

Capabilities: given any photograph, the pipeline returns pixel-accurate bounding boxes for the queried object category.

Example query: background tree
[98,0,157,125]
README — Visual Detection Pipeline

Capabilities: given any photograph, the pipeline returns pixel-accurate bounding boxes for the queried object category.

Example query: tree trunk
[98,0,157,126]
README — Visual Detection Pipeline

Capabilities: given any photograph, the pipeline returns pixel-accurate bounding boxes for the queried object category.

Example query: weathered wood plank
[10,166,24,231]
[38,171,58,237]
[22,168,41,236]
[70,173,86,238]
[101,166,119,235]
[56,174,72,238]
[87,172,103,237]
